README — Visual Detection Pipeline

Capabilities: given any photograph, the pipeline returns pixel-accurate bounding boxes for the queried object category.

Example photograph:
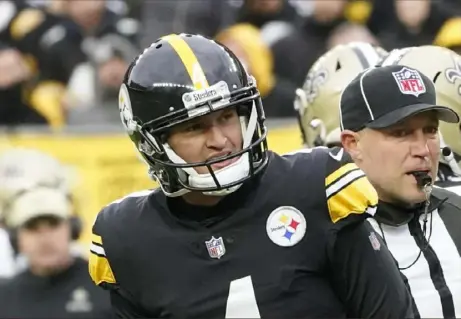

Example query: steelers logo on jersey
[266,206,306,247]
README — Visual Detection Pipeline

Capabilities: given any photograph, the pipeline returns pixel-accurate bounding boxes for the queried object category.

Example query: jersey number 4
[225,276,261,318]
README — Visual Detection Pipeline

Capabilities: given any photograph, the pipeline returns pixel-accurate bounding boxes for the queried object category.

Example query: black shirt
[0,257,112,318]
[89,148,414,318]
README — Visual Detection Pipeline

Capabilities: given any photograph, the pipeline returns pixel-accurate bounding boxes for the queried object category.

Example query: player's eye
[184,123,203,132]
[222,110,236,121]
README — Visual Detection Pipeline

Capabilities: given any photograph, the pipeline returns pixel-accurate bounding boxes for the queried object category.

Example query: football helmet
[378,45,461,174]
[119,33,268,197]
[294,42,387,147]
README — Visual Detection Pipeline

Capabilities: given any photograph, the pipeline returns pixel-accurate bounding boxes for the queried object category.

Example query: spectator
[267,0,348,89]
[326,21,380,50]
[236,0,302,28]
[0,148,85,277]
[434,17,461,55]
[0,186,112,318]
[216,23,274,99]
[51,0,140,106]
[0,1,88,128]
[216,22,295,117]
[371,0,453,50]
[139,0,235,48]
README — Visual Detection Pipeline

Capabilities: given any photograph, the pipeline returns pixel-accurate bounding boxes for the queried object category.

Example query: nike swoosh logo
[329,148,344,162]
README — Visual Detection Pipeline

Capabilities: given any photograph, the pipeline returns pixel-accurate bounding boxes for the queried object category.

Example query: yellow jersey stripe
[326,168,365,199]
[325,163,359,187]
[161,34,209,90]
[89,254,116,285]
[92,234,103,246]
[327,175,378,223]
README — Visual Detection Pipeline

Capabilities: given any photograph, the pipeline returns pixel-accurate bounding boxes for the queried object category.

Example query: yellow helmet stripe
[161,34,209,90]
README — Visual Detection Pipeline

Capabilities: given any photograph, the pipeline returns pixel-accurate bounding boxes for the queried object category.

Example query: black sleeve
[330,221,414,318]
[110,289,149,319]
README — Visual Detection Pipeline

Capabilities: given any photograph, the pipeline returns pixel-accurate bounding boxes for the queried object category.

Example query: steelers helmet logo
[266,206,306,247]
[118,84,137,134]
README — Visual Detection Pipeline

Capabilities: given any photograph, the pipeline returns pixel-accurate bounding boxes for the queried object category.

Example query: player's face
[168,108,243,174]
[18,216,72,274]
[358,112,440,204]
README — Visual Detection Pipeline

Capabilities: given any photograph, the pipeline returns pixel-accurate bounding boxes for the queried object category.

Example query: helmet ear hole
[335,60,341,71]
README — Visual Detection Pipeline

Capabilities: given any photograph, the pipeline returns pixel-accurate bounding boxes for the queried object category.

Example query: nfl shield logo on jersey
[205,236,226,259]
[392,67,426,97]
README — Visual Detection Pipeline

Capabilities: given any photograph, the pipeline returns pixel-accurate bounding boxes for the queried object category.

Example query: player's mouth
[208,152,240,170]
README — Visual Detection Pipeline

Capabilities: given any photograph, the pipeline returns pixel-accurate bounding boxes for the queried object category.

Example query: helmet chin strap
[162,103,259,196]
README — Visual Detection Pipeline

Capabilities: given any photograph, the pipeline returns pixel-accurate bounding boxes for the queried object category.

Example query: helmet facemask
[135,81,269,197]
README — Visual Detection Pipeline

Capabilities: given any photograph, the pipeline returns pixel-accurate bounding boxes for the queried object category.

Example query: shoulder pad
[104,189,154,209]
[283,147,379,225]
[88,189,155,288]
[89,206,117,287]
[324,147,378,224]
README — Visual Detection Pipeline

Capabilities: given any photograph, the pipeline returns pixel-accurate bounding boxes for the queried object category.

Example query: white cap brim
[5,188,71,228]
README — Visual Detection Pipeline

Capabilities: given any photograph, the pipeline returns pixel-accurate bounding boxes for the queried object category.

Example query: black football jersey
[89,148,413,318]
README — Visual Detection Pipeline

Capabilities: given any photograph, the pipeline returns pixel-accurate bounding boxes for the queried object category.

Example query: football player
[87,34,413,318]
[378,45,461,194]
[294,41,388,148]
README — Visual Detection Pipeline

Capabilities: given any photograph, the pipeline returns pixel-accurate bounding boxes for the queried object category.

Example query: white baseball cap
[5,188,72,229]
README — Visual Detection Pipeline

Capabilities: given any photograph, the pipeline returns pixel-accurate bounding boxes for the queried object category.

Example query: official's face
[357,112,440,204]
[167,108,243,174]
[18,216,71,272]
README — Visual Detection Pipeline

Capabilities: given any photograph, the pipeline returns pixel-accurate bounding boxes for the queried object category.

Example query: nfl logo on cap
[392,67,426,97]
[205,236,226,259]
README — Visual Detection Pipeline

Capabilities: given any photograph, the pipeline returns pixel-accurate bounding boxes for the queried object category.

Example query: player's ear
[340,129,362,162]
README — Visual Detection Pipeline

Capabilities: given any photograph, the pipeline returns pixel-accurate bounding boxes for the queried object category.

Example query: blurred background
[0,0,460,288]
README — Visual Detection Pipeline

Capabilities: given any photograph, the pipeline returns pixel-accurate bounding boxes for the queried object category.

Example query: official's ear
[340,129,362,162]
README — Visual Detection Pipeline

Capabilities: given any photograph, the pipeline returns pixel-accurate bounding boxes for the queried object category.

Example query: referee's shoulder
[432,186,461,212]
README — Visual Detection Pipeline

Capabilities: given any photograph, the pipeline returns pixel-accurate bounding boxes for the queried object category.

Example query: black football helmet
[119,33,268,197]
